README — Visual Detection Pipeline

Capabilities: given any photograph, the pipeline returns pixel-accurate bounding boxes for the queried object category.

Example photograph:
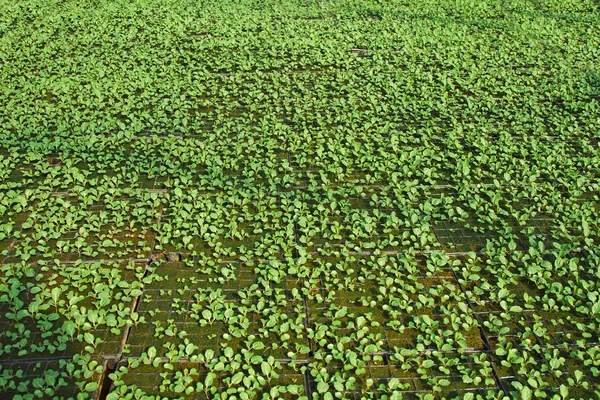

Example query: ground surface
[1,0,600,399]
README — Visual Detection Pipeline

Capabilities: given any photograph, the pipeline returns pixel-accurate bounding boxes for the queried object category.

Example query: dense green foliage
[1,0,600,398]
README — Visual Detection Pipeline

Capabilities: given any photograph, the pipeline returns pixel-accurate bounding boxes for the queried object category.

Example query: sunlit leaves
[1,0,600,398]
